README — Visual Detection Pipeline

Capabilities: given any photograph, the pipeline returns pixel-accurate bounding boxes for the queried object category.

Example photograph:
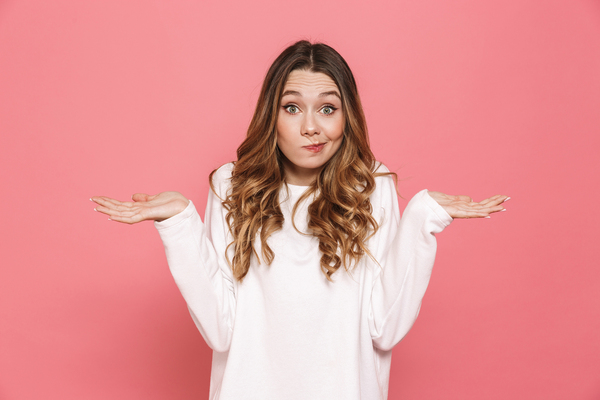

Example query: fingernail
[108,218,112,221]
[94,208,97,212]
[485,216,491,219]
[504,197,511,202]
[90,198,93,202]
[501,209,506,212]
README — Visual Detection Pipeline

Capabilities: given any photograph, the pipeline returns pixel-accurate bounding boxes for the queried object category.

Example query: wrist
[154,197,189,222]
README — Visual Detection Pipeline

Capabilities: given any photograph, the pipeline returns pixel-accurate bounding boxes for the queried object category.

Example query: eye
[284,105,300,114]
[321,106,336,115]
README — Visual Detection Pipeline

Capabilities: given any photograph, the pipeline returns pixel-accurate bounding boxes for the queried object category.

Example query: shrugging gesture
[92,190,508,225]
[91,192,189,224]
[89,40,512,400]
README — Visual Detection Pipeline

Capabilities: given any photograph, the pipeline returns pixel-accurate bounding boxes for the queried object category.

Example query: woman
[92,40,507,400]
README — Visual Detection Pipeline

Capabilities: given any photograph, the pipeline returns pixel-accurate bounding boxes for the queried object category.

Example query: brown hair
[211,40,390,281]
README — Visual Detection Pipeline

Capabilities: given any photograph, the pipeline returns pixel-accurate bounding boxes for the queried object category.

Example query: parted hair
[210,40,390,282]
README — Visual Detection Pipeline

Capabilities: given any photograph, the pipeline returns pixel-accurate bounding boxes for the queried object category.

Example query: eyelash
[283,105,300,114]
[321,105,337,115]
[282,104,338,115]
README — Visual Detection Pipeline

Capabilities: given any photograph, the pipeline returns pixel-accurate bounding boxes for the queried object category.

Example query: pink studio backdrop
[1,1,599,399]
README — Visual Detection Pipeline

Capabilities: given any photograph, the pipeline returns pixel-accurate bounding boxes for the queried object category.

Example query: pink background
[1,0,599,399]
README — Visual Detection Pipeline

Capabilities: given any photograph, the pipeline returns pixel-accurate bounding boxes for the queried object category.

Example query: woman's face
[276,69,345,186]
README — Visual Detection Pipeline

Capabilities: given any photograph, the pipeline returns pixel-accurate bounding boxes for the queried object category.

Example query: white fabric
[155,163,452,400]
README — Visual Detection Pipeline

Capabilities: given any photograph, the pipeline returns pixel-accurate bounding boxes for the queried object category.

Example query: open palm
[91,192,189,224]
[427,192,508,219]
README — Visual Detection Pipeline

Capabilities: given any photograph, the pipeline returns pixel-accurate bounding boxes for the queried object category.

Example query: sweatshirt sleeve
[154,165,236,353]
[368,167,452,351]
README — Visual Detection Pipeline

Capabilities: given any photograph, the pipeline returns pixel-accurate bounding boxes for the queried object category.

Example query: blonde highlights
[211,40,392,281]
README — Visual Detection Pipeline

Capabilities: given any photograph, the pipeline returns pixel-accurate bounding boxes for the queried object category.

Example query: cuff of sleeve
[421,190,453,227]
[154,200,196,231]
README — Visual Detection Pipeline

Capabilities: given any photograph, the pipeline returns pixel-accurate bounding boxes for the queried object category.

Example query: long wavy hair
[211,40,390,282]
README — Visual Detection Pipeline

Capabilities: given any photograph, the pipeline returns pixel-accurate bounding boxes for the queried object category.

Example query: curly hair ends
[211,40,395,282]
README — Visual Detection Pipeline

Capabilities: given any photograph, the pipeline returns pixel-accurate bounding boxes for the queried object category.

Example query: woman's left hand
[427,192,509,219]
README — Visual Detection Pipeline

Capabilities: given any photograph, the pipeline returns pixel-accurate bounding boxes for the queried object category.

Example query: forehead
[283,70,339,94]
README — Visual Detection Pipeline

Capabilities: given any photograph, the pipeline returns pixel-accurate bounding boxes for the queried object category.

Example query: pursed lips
[303,142,326,152]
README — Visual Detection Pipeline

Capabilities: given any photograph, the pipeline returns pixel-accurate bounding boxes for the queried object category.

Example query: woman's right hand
[91,192,189,224]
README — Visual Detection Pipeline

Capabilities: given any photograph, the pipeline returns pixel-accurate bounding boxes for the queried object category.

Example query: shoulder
[374,162,390,174]
[367,162,400,227]
[372,162,396,193]
[210,162,235,198]
[370,162,398,208]
[211,162,234,181]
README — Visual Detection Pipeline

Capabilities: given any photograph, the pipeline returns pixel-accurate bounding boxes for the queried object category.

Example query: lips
[304,143,326,152]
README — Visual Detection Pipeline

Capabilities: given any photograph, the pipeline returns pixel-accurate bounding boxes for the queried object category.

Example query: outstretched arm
[91,182,236,352]
[369,176,509,350]
[91,192,189,223]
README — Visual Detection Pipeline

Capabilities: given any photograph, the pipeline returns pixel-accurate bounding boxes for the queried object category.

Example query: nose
[301,113,320,136]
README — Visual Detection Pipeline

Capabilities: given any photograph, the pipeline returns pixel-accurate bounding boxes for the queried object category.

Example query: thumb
[132,193,150,202]
[456,195,472,203]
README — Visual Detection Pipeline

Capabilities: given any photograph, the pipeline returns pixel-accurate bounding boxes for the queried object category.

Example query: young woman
[92,41,507,400]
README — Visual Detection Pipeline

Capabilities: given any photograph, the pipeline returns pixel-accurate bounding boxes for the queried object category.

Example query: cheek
[275,119,286,145]
[328,116,345,140]
[276,116,295,140]
[275,117,283,137]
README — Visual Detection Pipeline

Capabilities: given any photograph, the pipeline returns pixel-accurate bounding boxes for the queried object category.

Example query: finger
[453,210,491,219]
[451,203,505,218]
[453,202,496,211]
[96,205,145,222]
[91,196,119,205]
[113,209,139,218]
[99,197,140,211]
[477,203,505,211]
[94,200,142,216]
[94,204,118,216]
[94,204,133,215]
[107,213,145,225]
[92,199,120,214]
[464,208,503,218]
[132,193,149,202]
[463,203,505,213]
[98,200,138,213]
[487,205,507,214]
[481,195,511,206]
[478,195,504,206]
[93,196,127,208]
[455,195,472,203]
[470,205,506,216]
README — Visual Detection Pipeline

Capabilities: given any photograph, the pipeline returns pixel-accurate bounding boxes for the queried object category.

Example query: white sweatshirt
[155,163,452,400]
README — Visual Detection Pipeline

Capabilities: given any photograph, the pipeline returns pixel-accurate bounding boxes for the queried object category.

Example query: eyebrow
[281,90,341,98]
